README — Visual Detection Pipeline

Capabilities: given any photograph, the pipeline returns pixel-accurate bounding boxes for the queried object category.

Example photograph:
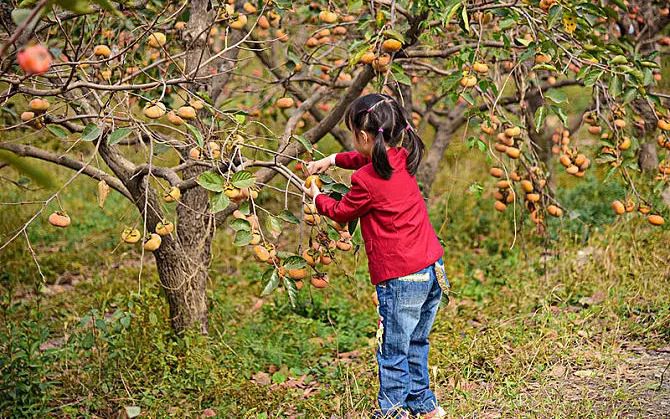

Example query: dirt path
[525,347,670,417]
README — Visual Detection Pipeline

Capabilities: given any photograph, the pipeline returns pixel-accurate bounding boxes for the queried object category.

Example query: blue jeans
[375,259,448,416]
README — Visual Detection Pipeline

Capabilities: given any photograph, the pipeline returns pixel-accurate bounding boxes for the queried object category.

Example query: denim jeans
[375,259,448,416]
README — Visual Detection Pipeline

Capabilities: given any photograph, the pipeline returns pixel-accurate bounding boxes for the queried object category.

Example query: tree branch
[0,142,132,200]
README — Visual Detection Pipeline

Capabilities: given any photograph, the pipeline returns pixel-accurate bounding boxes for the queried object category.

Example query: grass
[2,140,669,418]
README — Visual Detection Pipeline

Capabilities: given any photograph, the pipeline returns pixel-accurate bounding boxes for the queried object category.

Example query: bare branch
[0,142,132,200]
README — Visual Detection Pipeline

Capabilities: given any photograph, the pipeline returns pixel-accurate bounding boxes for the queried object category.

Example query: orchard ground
[2,130,670,417]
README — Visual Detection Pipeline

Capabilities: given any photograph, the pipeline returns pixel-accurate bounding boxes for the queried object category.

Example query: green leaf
[515,37,532,47]
[55,0,93,13]
[265,215,282,239]
[272,371,287,384]
[460,91,476,106]
[318,173,334,184]
[640,60,660,69]
[229,218,251,231]
[608,75,622,99]
[234,114,246,124]
[609,0,627,11]
[582,69,603,87]
[326,224,340,241]
[498,18,516,31]
[382,29,405,44]
[282,256,307,270]
[209,192,230,214]
[197,171,226,192]
[547,5,563,29]
[283,277,298,307]
[444,0,461,25]
[46,125,69,138]
[185,123,204,148]
[322,183,350,194]
[107,127,132,145]
[622,87,637,104]
[261,269,280,296]
[549,105,568,126]
[544,89,568,104]
[461,3,470,34]
[293,135,312,152]
[80,124,101,141]
[391,63,411,86]
[238,201,251,215]
[233,229,252,246]
[441,71,462,93]
[11,9,33,27]
[231,171,256,188]
[531,64,557,72]
[534,106,547,133]
[277,209,300,224]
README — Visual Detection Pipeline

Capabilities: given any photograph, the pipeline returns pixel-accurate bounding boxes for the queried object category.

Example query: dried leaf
[251,371,271,386]
[97,179,110,208]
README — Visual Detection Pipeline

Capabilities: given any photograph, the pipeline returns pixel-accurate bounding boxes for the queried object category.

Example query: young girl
[306,93,449,418]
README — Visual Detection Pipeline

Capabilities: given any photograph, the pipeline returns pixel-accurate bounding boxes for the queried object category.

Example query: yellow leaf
[563,15,576,34]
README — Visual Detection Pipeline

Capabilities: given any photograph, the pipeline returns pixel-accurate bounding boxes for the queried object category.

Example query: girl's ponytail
[372,126,393,179]
[403,123,425,176]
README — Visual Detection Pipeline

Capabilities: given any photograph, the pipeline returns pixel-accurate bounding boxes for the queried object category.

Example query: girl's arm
[333,151,370,170]
[314,173,371,223]
[307,152,370,174]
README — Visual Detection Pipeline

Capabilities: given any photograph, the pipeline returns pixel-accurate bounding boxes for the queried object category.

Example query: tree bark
[416,120,453,195]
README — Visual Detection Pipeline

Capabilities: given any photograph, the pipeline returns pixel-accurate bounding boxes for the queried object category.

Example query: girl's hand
[306,155,334,175]
[305,182,321,199]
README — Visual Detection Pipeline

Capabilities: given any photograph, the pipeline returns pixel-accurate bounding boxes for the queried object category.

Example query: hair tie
[378,127,384,133]
[405,123,413,132]
[366,107,374,113]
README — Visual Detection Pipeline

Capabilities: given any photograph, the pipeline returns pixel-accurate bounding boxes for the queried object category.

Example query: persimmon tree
[1,0,669,334]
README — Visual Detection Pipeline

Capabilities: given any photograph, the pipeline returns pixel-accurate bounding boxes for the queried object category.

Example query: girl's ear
[360,131,368,143]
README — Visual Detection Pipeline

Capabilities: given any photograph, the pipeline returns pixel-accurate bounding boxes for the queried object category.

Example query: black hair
[343,93,425,180]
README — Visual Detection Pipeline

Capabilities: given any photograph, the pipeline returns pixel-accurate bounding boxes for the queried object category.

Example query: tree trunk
[164,165,214,334]
[154,239,210,334]
[416,122,452,195]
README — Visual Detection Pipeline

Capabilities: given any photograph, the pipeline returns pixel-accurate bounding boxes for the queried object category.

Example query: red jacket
[315,148,444,285]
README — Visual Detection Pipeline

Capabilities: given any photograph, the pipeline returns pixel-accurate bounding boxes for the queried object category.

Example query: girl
[306,93,449,418]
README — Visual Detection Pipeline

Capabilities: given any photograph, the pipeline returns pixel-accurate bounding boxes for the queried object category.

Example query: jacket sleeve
[315,173,371,223]
[335,151,370,170]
